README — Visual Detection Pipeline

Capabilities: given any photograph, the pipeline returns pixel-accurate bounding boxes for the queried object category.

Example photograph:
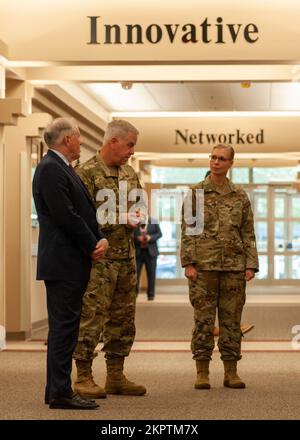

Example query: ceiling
[82,82,300,113]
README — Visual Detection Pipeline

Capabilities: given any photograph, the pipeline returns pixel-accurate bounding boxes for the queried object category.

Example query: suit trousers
[45,279,88,400]
[136,249,157,298]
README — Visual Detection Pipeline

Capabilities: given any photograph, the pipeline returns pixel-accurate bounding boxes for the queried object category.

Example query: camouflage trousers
[189,270,246,361]
[73,258,137,361]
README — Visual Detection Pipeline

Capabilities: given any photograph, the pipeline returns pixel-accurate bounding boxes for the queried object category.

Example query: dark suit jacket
[32,150,104,280]
[134,221,162,258]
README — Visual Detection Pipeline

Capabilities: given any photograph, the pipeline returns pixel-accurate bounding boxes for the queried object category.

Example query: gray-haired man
[73,120,147,398]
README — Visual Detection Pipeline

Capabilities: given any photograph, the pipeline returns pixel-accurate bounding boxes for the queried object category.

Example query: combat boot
[105,357,146,396]
[194,360,210,389]
[73,359,107,398]
[223,360,246,388]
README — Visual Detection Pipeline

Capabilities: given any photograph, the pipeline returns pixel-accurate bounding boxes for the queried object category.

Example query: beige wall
[0,125,5,327]
[4,123,27,334]
[0,66,4,328]
[79,144,98,164]
[31,227,46,325]
[125,116,300,155]
[1,1,300,62]
[3,113,52,336]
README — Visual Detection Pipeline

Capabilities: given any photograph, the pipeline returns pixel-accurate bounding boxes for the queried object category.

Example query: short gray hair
[212,144,235,160]
[103,119,139,144]
[44,117,78,148]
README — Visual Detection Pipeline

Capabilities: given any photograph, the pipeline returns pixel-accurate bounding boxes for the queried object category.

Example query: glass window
[274,196,285,218]
[158,221,177,253]
[254,194,268,218]
[274,255,286,279]
[156,254,177,279]
[256,255,268,280]
[274,222,285,252]
[255,222,267,252]
[291,256,300,279]
[291,195,300,217]
[157,194,176,221]
[151,167,208,184]
[253,168,297,183]
[231,168,249,183]
[288,222,300,251]
[151,188,186,223]
[152,166,297,184]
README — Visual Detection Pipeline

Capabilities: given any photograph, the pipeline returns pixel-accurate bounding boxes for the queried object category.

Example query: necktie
[69,163,76,173]
[68,164,87,191]
[69,164,81,181]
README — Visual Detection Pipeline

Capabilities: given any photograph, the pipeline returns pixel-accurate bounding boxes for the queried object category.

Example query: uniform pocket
[230,204,242,226]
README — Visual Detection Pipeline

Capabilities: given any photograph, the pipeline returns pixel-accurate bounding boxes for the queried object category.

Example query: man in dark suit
[32,117,108,410]
[134,219,162,300]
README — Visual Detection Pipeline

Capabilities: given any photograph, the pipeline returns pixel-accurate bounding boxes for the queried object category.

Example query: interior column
[0,64,6,332]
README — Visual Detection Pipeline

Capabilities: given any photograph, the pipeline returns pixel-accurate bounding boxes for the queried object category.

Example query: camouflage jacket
[180,176,259,272]
[76,153,142,260]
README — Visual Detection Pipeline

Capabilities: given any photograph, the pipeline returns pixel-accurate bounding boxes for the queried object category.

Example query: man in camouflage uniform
[181,144,259,390]
[73,120,146,398]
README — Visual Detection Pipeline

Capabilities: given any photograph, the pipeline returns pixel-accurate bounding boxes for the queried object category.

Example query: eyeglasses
[209,154,231,162]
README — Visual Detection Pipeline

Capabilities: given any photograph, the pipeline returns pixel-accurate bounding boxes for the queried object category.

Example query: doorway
[149,182,300,283]
[247,184,300,282]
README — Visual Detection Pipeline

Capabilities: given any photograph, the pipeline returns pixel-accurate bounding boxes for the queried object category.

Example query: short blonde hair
[212,144,235,160]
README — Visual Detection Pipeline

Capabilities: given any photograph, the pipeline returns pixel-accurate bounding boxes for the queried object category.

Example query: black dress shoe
[45,392,96,405]
[49,393,99,410]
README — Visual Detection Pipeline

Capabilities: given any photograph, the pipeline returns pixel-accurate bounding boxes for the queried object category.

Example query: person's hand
[91,239,109,261]
[245,269,255,282]
[137,235,148,244]
[185,265,198,281]
[145,234,151,242]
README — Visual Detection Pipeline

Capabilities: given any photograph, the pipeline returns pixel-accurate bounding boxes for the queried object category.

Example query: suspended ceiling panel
[82,82,300,113]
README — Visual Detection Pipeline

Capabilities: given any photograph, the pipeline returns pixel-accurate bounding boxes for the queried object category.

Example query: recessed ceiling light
[121,82,133,90]
[240,81,251,88]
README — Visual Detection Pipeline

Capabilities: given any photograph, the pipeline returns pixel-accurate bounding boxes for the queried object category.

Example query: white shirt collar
[49,149,70,167]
